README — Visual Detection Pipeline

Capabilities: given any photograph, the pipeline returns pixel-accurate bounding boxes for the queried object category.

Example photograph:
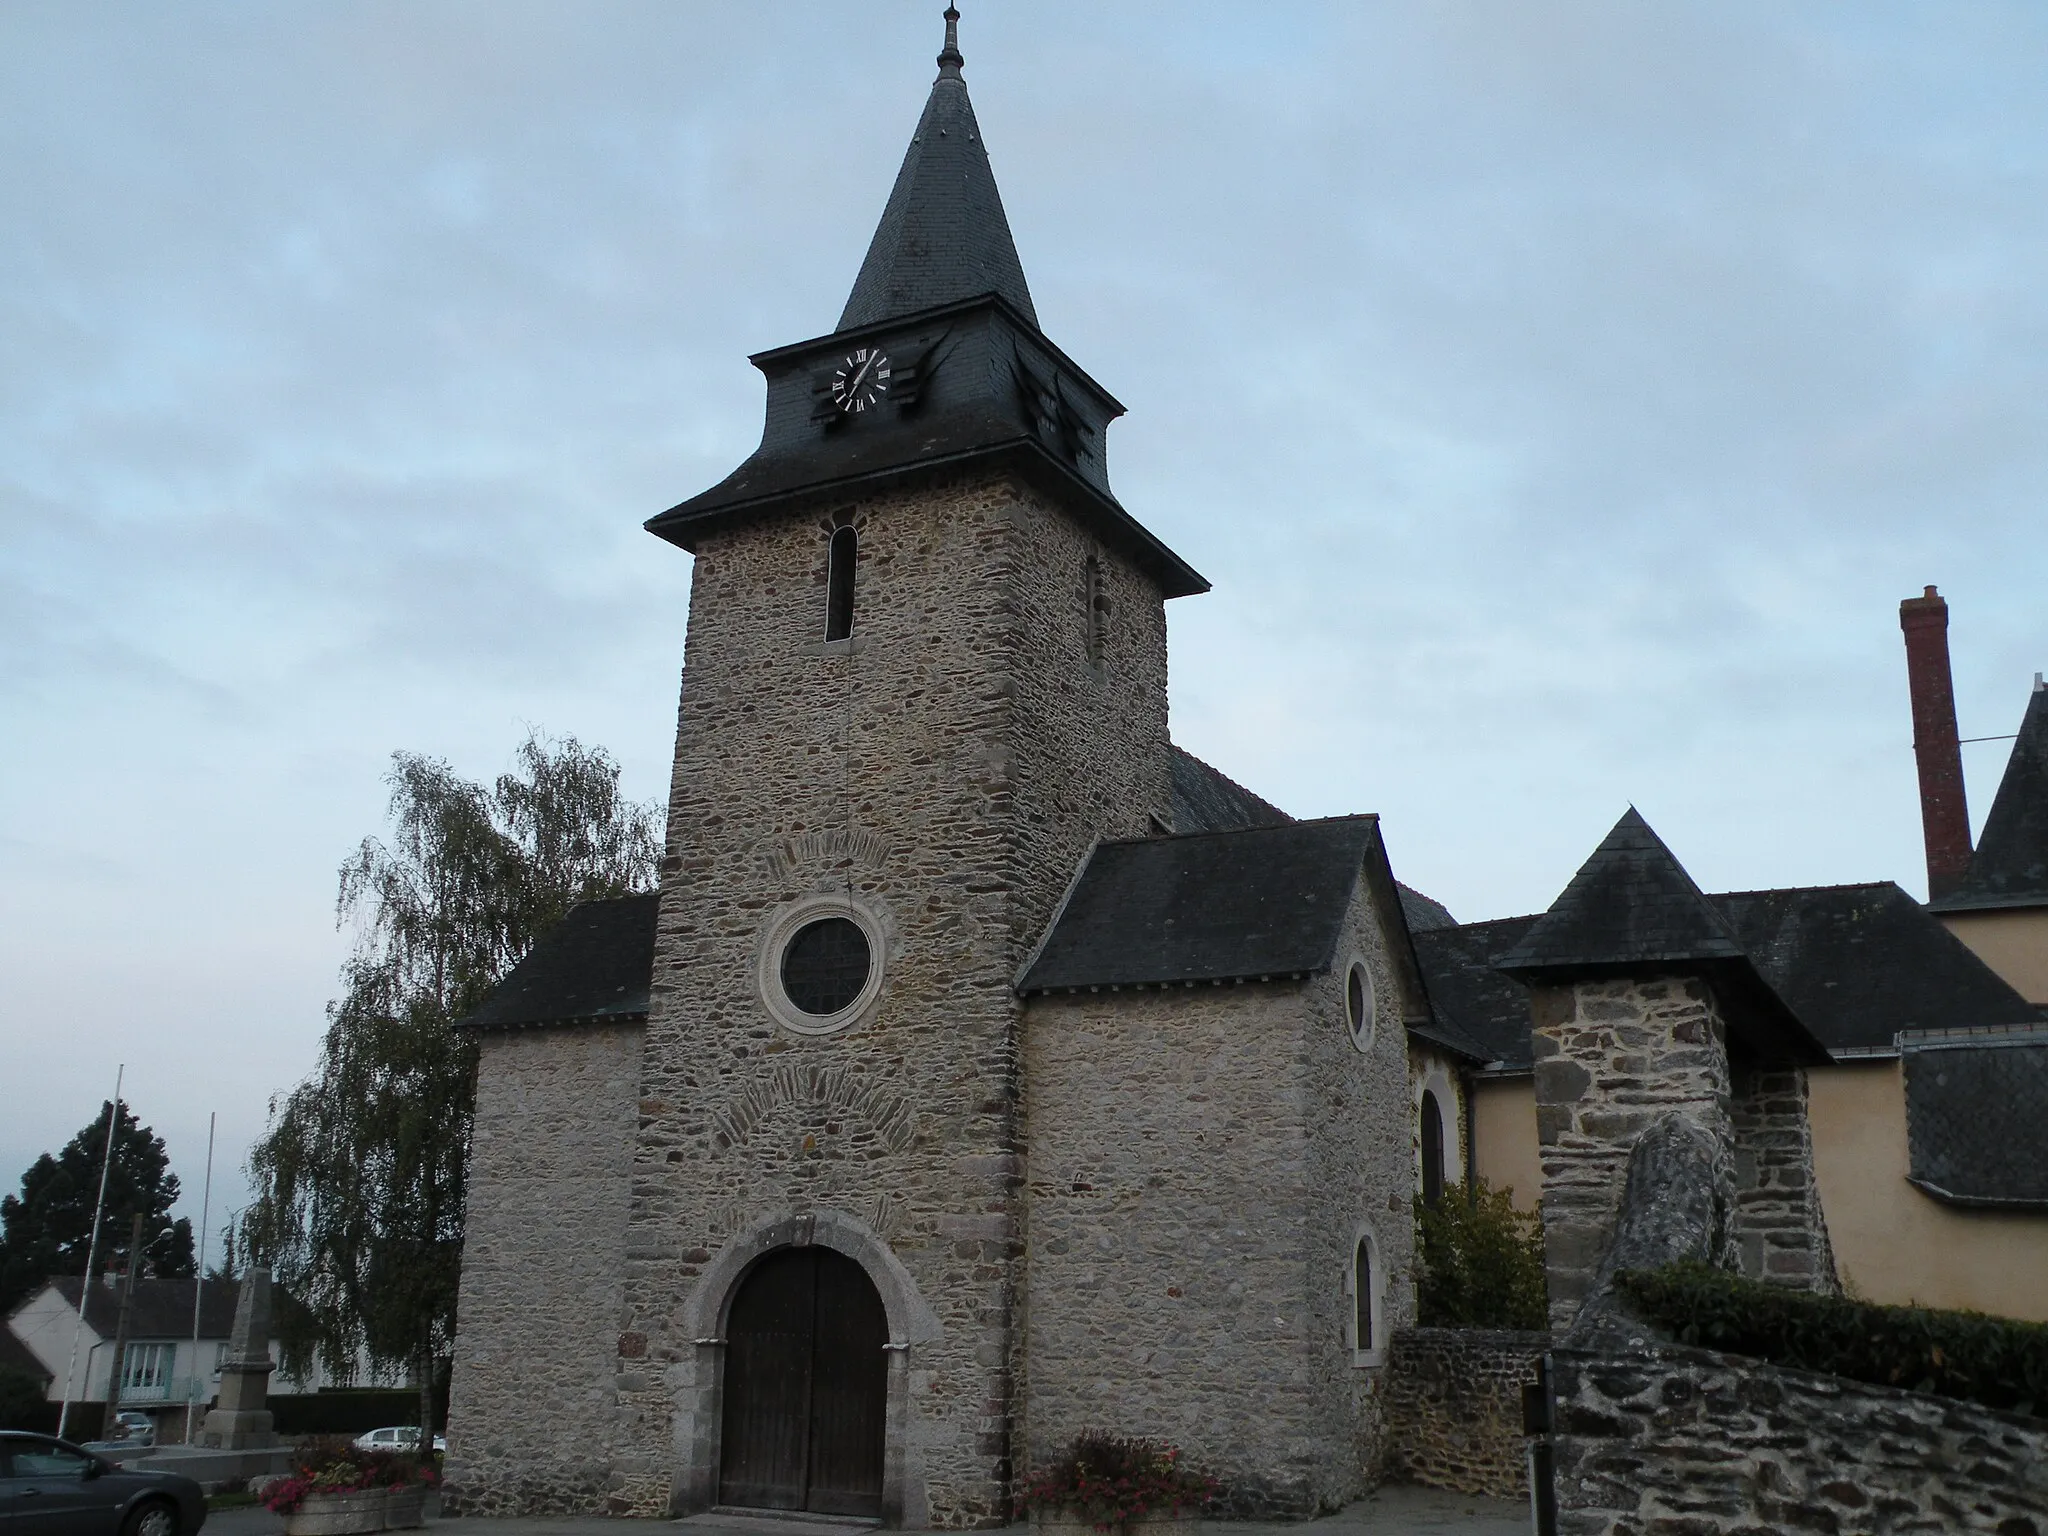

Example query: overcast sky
[4,2,2044,1245]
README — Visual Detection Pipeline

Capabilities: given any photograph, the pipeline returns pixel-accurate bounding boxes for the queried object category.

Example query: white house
[6,1276,403,1441]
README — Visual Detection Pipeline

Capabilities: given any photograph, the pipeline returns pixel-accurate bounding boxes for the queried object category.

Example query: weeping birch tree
[246,734,660,1444]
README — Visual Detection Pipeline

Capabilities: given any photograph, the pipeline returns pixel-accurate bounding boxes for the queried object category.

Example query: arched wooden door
[720,1246,889,1517]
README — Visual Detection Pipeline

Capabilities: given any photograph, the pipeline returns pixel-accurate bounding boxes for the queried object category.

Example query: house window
[825,526,858,642]
[1346,961,1376,1054]
[119,1341,172,1396]
[1420,1089,1446,1207]
[1348,1222,1384,1367]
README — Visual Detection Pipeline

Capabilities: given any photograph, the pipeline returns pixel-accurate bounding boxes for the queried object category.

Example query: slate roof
[41,1277,242,1341]
[1412,917,1543,1069]
[458,893,660,1030]
[1496,809,1829,1065]
[1169,746,1289,834]
[1714,882,2040,1052]
[644,15,1210,603]
[1167,746,1456,934]
[1018,817,1386,994]
[1903,1033,2048,1207]
[1415,881,2041,1071]
[1498,809,1746,974]
[1934,682,2048,912]
[837,38,1037,332]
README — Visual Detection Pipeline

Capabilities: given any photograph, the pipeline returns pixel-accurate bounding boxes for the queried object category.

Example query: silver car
[0,1432,206,1536]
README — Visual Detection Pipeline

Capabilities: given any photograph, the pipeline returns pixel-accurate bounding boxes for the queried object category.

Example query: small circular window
[756,892,892,1036]
[780,917,872,1016]
[1346,961,1376,1053]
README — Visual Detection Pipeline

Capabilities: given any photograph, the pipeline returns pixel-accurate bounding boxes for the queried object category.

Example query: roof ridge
[1710,880,1903,900]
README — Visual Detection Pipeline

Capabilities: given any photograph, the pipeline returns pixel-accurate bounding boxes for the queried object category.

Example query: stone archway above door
[671,1207,943,1528]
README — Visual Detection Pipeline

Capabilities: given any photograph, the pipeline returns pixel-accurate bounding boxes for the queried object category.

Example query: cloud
[1,1,2042,1214]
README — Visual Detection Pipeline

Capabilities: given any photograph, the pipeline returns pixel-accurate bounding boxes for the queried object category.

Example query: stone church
[442,11,2048,1527]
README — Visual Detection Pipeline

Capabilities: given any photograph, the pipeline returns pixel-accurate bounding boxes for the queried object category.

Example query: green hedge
[1616,1261,2048,1418]
[270,1390,423,1436]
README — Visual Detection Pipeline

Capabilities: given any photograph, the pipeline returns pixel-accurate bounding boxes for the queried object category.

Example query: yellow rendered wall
[1470,1076,1542,1211]
[1808,1061,2048,1322]
[1939,906,2048,1005]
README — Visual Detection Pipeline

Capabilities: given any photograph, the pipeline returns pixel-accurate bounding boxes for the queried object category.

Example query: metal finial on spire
[938,5,964,75]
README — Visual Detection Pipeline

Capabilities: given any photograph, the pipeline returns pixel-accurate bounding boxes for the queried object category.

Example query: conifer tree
[0,1105,195,1313]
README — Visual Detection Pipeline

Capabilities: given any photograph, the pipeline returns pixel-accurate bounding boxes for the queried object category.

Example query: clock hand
[848,354,877,395]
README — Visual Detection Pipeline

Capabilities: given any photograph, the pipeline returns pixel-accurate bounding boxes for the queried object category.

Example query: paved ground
[202,1487,1528,1536]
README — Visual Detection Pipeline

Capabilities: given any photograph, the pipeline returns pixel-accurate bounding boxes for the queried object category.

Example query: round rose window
[779,916,873,1017]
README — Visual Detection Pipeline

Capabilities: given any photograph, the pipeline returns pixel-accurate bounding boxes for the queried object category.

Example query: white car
[352,1425,446,1454]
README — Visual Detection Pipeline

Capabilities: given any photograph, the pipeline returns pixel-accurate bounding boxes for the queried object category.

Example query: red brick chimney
[1900,585,1973,900]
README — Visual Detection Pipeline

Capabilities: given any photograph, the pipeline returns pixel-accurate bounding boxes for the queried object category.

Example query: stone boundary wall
[1382,1328,1545,1501]
[1548,1340,2048,1535]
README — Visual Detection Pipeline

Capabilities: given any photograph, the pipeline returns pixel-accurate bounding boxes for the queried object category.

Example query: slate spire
[836,6,1039,332]
[1939,679,2048,910]
[1499,808,1746,976]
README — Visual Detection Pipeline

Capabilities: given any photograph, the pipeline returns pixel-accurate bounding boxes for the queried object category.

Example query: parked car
[0,1431,206,1536]
[350,1426,445,1455]
[108,1414,155,1447]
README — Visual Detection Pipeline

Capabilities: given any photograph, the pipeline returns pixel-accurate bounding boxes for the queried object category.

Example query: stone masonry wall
[444,1021,642,1515]
[1381,1328,1545,1501]
[1532,978,1735,1333]
[1548,1340,2048,1534]
[1022,873,1415,1518]
[617,473,1172,1527]
[1730,1066,1836,1293]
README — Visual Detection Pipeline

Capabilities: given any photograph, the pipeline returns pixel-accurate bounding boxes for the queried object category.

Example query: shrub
[0,1365,49,1431]
[258,1438,439,1515]
[1018,1432,1219,1529]
[1414,1179,1547,1330]
[269,1389,426,1437]
[1616,1261,2048,1418]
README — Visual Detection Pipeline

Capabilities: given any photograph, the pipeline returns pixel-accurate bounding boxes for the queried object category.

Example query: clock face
[830,347,891,413]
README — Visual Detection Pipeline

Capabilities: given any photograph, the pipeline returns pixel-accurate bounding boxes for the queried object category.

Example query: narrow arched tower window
[1084,554,1108,665]
[1421,1089,1446,1208]
[825,526,857,641]
[1354,1237,1374,1351]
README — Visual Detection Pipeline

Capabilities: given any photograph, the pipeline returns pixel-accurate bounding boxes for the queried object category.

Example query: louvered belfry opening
[825,526,858,642]
[719,1246,889,1517]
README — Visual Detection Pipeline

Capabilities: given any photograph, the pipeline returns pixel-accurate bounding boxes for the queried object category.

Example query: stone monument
[198,1268,278,1449]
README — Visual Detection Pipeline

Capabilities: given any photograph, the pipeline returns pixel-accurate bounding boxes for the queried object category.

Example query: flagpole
[58,1064,123,1442]
[183,1112,216,1446]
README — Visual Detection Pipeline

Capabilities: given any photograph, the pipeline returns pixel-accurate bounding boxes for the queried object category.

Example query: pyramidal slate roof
[838,16,1036,333]
[458,892,660,1030]
[1935,681,2048,913]
[1497,809,1745,974]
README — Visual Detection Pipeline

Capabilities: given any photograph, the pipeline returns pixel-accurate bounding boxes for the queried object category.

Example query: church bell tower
[622,10,1206,1527]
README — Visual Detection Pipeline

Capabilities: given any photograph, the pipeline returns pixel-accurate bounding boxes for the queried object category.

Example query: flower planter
[284,1491,390,1536]
[384,1488,427,1530]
